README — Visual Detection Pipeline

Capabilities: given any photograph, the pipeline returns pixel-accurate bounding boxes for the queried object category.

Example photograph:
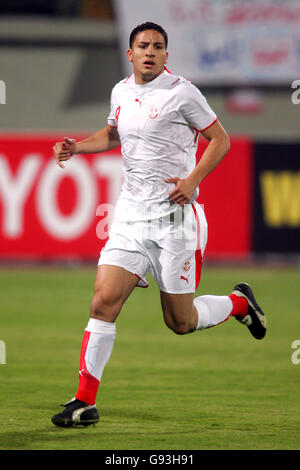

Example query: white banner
[114,0,300,85]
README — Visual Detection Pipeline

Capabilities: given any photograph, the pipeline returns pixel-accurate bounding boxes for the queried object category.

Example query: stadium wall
[0,134,299,262]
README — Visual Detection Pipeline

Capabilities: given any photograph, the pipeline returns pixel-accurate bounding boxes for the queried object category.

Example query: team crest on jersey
[148,105,160,120]
[183,260,191,272]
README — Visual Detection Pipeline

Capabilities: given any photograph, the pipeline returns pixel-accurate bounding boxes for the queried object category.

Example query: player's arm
[53,124,120,168]
[166,120,230,206]
[189,120,230,186]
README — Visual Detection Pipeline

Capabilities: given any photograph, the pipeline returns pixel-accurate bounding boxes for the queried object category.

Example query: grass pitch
[0,265,299,450]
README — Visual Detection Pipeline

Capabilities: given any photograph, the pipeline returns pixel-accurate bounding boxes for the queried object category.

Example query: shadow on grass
[0,407,169,450]
[0,424,101,450]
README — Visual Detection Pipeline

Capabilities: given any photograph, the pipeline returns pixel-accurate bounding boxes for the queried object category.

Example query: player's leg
[160,287,266,338]
[160,290,245,334]
[160,291,197,334]
[75,265,139,403]
[51,265,139,427]
[90,264,139,322]
[157,202,266,338]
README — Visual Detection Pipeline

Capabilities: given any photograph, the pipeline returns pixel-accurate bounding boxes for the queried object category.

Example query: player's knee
[91,289,122,321]
[165,318,194,335]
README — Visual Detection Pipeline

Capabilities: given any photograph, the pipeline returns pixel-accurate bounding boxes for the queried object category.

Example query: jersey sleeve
[178,83,217,132]
[107,86,117,127]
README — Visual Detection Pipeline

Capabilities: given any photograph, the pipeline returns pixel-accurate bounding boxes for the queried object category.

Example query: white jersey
[107,69,217,222]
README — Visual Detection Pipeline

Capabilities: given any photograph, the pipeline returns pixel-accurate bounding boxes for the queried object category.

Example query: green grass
[0,265,299,450]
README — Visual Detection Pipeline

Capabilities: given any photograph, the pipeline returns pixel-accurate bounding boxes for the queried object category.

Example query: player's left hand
[165,177,196,207]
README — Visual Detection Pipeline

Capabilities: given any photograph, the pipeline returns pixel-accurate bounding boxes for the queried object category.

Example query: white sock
[84,318,116,381]
[194,295,233,330]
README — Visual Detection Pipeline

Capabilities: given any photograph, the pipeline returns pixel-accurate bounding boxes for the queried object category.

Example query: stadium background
[0,0,299,452]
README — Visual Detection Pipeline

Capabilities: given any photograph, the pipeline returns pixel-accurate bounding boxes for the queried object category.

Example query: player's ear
[126,49,133,63]
[164,51,169,65]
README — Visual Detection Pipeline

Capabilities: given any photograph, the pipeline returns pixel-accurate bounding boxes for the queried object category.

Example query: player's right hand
[53,136,77,168]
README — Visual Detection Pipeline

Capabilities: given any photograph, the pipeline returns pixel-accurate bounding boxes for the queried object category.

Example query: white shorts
[98,201,207,294]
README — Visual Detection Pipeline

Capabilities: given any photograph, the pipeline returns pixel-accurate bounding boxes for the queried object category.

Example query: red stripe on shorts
[192,204,203,290]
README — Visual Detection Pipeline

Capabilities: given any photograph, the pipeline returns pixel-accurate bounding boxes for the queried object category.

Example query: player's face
[127,30,168,84]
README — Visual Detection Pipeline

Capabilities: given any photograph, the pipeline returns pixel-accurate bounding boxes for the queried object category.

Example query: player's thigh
[91,265,138,321]
[160,291,197,334]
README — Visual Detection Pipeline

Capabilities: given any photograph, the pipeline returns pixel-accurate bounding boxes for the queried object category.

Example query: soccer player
[51,22,266,427]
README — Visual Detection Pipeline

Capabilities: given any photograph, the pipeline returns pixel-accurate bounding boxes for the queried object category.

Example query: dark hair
[129,22,168,49]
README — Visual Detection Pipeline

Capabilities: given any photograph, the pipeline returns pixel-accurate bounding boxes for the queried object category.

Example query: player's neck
[134,69,164,85]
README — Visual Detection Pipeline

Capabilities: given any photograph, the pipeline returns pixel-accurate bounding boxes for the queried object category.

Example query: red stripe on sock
[229,294,248,317]
[76,371,99,406]
[75,330,100,406]
[79,330,90,368]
